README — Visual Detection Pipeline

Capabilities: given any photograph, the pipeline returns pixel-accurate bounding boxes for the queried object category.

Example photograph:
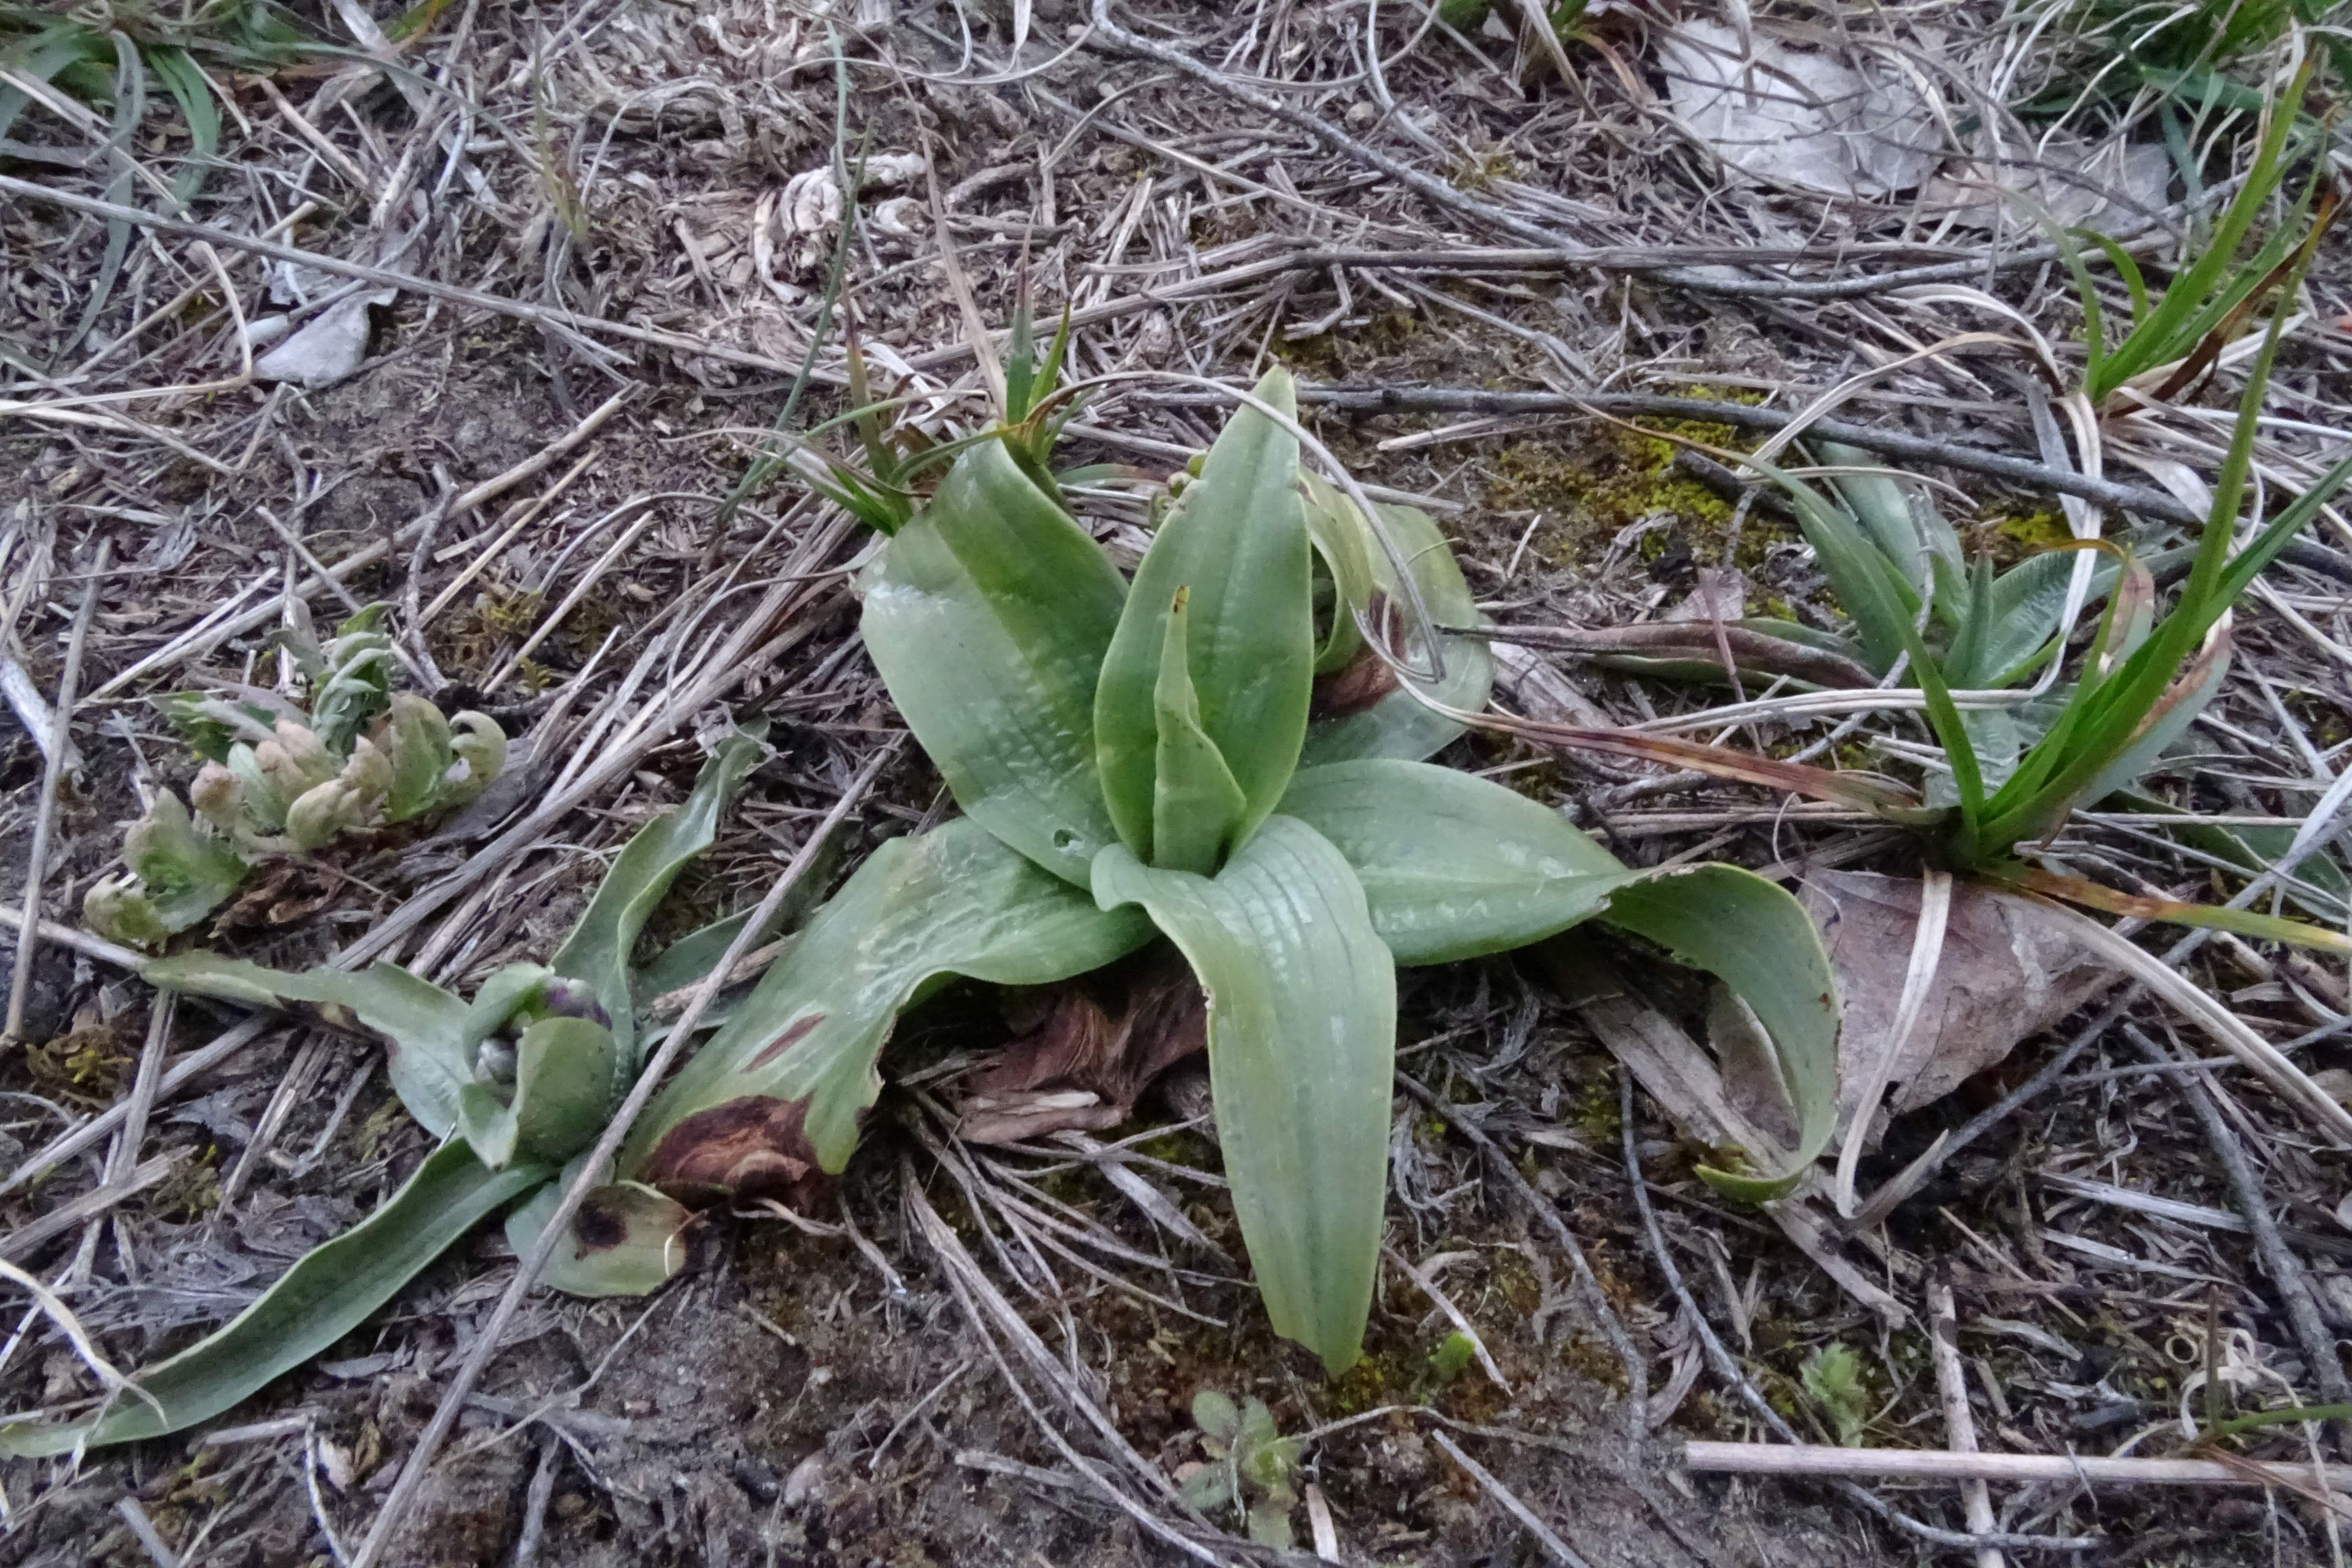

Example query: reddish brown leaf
[639,1094,828,1210]
[956,946,1207,1144]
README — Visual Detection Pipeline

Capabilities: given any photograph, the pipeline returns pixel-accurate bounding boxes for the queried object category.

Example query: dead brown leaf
[1803,870,2115,1144]
[956,945,1207,1145]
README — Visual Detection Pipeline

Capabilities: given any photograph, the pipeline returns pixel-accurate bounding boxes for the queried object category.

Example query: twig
[0,175,810,384]
[1429,1431,1595,1568]
[1158,387,2223,529]
[904,1169,1230,1565]
[0,1154,171,1261]
[0,650,79,771]
[1384,1246,1509,1394]
[5,538,107,1045]
[1684,1442,2352,1489]
[107,992,176,1189]
[345,747,894,1568]
[0,1018,272,1198]
[0,901,146,972]
[1927,1278,2004,1568]
[2125,1024,2352,1410]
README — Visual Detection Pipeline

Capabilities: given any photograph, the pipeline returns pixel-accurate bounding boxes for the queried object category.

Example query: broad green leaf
[1092,817,1393,1373]
[1095,367,1313,862]
[456,1016,616,1170]
[1277,760,1627,964]
[1821,441,1959,597]
[862,439,1128,887]
[1277,762,1838,1201]
[1151,588,1249,875]
[0,1140,545,1456]
[1598,868,1840,1203]
[1299,498,1494,766]
[551,723,768,1066]
[505,1166,694,1298]
[143,953,473,1137]
[619,818,1152,1189]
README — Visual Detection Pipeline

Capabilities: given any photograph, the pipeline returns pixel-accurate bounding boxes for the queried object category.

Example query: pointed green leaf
[620,818,1152,1190]
[862,440,1128,886]
[1092,818,1394,1372]
[551,723,768,1064]
[1151,588,1250,875]
[1096,368,1313,862]
[1597,869,1840,1203]
[1299,497,1493,765]
[505,1170,694,1298]
[143,954,473,1137]
[0,1140,545,1456]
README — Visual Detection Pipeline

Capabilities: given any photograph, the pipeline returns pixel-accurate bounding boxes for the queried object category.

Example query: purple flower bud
[534,977,611,1029]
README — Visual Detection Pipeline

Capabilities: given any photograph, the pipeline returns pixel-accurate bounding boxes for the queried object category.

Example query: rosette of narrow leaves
[3,729,767,1457]
[620,367,1840,1375]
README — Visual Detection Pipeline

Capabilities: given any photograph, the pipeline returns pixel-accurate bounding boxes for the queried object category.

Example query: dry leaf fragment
[1657,20,1940,198]
[956,946,1208,1144]
[252,290,397,389]
[1802,870,2114,1146]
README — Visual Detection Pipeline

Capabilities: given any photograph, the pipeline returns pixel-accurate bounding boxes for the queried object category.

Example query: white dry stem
[1836,870,1953,1217]
[1926,1279,2003,1568]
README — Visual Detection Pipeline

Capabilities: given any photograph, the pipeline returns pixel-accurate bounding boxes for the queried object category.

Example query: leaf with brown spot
[956,946,1208,1144]
[505,1173,700,1298]
[637,1094,828,1209]
[618,818,1153,1195]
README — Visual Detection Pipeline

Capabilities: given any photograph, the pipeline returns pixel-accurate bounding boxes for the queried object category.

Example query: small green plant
[1181,1389,1303,1549]
[1799,1342,1870,1447]
[2052,55,2334,408]
[776,290,1108,534]
[1429,1329,1479,1387]
[1588,292,2352,951]
[83,607,506,950]
[1795,309,2352,899]
[4,730,768,1455]
[615,366,1840,1375]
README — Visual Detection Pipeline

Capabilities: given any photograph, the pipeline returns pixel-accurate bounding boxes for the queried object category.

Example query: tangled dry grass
[5,0,2352,1563]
